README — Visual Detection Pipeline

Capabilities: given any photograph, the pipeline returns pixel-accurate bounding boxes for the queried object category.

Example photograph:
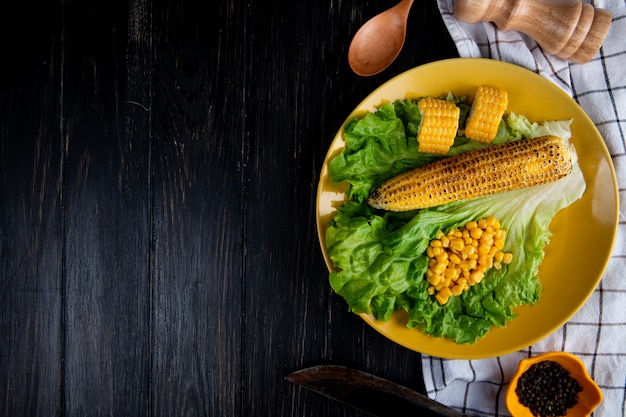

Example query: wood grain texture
[0,1,65,414]
[0,0,458,415]
[61,0,151,414]
[453,0,612,63]
[149,0,246,414]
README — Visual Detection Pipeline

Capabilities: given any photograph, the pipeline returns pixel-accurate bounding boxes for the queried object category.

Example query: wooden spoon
[348,0,415,76]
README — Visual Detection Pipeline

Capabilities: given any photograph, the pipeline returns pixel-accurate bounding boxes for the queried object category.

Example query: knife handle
[453,0,612,63]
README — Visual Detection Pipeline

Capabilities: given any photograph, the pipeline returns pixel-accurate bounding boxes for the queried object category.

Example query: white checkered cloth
[423,1,626,416]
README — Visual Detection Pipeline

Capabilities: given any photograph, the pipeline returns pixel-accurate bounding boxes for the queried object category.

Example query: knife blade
[285,365,468,417]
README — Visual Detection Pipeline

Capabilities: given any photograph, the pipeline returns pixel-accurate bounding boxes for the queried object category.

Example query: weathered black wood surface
[0,0,458,415]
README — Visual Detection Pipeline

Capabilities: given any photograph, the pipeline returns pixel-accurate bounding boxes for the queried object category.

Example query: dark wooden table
[1,0,458,415]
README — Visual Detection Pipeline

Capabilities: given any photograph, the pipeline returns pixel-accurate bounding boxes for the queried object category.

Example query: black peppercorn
[515,360,583,417]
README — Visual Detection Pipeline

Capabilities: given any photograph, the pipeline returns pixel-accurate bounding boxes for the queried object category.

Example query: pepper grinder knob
[453,0,612,63]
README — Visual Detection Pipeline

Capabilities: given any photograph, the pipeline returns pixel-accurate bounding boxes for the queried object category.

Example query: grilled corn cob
[368,135,572,211]
[464,86,508,143]
[416,98,461,155]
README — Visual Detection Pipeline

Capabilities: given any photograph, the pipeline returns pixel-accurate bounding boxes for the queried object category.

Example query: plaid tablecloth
[423,1,626,416]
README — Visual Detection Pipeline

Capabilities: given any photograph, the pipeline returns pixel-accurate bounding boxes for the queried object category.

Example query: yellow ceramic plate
[316,58,619,359]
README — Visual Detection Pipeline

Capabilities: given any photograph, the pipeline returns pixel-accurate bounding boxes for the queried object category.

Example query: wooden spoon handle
[453,0,612,63]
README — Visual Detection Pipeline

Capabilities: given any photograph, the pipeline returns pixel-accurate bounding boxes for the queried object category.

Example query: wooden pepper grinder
[453,0,612,64]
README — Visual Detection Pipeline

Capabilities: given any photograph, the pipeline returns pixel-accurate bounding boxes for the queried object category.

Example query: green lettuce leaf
[325,98,585,344]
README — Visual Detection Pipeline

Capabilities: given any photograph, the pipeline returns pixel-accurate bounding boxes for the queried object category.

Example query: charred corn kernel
[464,85,508,143]
[425,217,514,304]
[368,135,572,211]
[416,98,461,155]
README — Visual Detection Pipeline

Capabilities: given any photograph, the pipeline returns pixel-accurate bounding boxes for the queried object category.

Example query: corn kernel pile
[425,216,513,305]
